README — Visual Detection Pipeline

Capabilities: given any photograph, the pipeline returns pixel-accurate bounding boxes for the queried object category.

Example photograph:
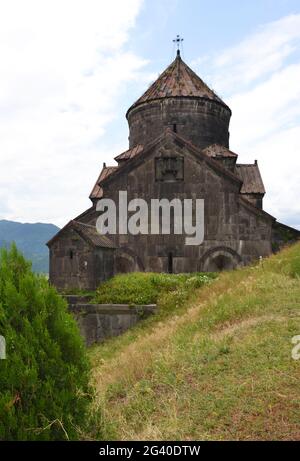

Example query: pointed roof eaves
[114,144,144,162]
[89,166,118,200]
[47,220,116,248]
[96,131,166,187]
[74,206,95,221]
[273,221,300,235]
[202,143,238,159]
[98,129,243,189]
[126,55,230,118]
[238,196,276,221]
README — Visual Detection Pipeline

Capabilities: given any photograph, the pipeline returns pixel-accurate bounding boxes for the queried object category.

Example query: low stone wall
[66,297,157,346]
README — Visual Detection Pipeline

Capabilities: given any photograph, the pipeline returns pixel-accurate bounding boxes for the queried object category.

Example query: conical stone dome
[126,53,231,150]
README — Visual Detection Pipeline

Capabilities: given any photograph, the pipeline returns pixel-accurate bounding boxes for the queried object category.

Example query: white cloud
[0,0,147,226]
[229,63,300,146]
[1,6,300,232]
[194,14,300,229]
[196,14,300,95]
[252,127,300,229]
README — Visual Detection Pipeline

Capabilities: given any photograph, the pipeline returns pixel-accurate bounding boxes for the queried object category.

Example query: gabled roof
[47,220,116,248]
[115,144,144,162]
[98,129,243,190]
[235,164,265,194]
[89,133,266,203]
[273,220,300,236]
[202,143,238,159]
[89,166,118,200]
[238,196,275,221]
[127,54,229,115]
[74,206,95,223]
[90,146,145,201]
[71,221,116,248]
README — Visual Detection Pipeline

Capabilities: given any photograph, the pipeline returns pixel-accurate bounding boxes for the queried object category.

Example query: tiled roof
[236,164,265,194]
[115,144,144,162]
[128,55,228,113]
[72,221,116,248]
[89,166,118,200]
[90,146,144,200]
[202,143,238,159]
[47,220,116,248]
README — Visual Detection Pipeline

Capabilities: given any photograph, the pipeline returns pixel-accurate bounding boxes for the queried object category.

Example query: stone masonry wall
[127,98,231,151]
[49,228,115,290]
[85,134,273,273]
[69,303,157,346]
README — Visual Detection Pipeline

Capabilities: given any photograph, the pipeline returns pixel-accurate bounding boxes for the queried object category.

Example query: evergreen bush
[0,244,90,440]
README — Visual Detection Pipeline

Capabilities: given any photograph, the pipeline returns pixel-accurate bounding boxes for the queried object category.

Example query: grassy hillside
[89,243,300,441]
[0,220,59,273]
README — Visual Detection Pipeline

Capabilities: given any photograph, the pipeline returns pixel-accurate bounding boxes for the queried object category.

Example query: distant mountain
[0,220,60,273]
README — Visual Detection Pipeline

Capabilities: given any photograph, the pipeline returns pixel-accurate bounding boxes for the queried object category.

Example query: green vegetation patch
[93,272,217,305]
[89,272,217,365]
[0,244,91,440]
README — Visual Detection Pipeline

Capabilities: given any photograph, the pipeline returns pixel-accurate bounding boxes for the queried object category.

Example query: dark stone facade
[127,98,231,150]
[48,52,299,291]
[90,131,273,274]
[48,221,115,290]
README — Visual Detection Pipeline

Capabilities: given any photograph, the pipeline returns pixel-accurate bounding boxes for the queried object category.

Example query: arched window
[201,247,242,272]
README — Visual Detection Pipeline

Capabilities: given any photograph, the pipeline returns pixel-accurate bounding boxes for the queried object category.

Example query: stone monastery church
[48,49,299,290]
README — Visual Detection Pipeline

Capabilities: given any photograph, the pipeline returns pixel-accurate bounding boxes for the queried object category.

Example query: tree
[0,244,90,440]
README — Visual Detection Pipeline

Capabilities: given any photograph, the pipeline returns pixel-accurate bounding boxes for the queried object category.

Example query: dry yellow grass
[88,244,300,440]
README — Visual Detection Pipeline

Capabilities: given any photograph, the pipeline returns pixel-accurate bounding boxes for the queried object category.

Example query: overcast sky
[0,0,299,229]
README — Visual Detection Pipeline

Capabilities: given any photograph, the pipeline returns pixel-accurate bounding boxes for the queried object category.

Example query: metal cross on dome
[173,35,184,56]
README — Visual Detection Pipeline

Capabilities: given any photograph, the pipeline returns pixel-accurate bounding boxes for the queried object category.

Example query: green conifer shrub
[0,244,90,440]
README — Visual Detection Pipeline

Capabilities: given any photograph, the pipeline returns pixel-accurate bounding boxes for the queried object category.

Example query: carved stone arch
[115,247,145,274]
[200,246,242,272]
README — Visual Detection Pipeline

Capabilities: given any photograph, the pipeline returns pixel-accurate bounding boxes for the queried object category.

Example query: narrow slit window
[168,252,173,274]
[69,249,74,260]
[173,123,177,133]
